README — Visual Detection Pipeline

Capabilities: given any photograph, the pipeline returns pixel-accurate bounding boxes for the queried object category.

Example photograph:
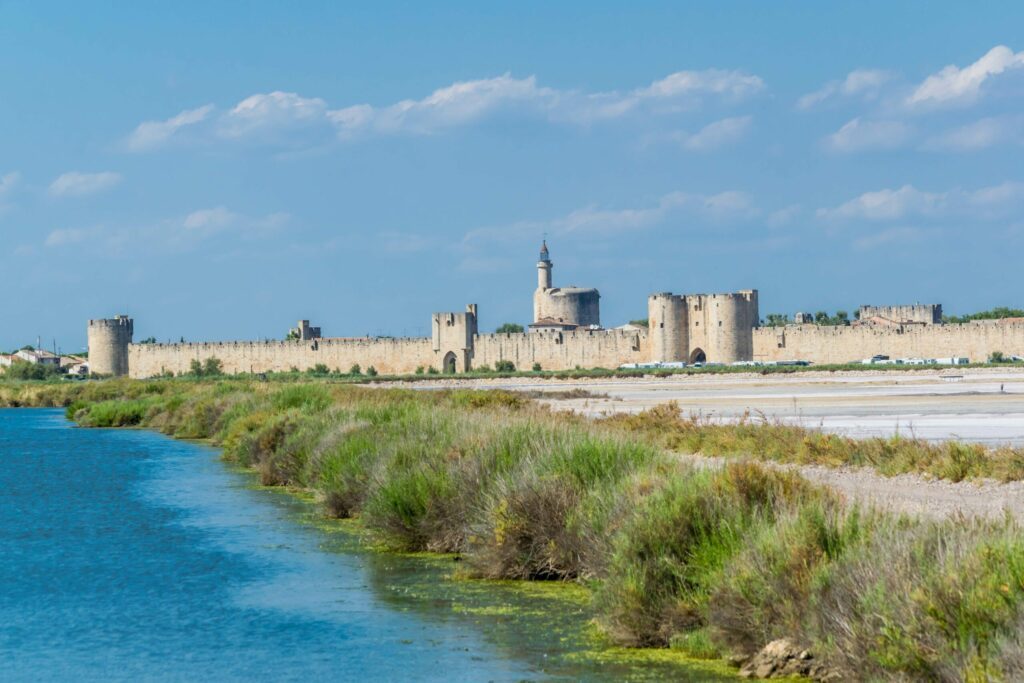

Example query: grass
[8,377,1024,679]
[603,402,1024,483]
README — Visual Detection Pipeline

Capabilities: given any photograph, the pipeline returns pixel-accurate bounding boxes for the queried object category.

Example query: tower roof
[539,239,550,262]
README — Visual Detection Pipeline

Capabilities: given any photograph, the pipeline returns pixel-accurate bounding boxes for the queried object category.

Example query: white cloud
[766,204,802,228]
[125,104,214,151]
[819,185,944,221]
[328,69,763,137]
[826,117,912,152]
[0,171,19,196]
[819,181,1024,221]
[464,189,757,249]
[45,227,93,247]
[48,171,122,197]
[798,69,893,109]
[328,74,550,137]
[124,69,764,146]
[638,69,764,99]
[220,91,328,138]
[853,226,926,251]
[673,116,752,150]
[183,206,237,231]
[907,45,1024,108]
[923,116,1024,151]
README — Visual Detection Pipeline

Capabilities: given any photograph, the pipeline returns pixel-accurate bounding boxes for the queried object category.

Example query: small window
[718,321,722,327]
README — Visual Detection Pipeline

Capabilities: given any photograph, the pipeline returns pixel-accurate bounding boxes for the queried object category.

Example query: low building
[0,354,13,368]
[15,349,60,366]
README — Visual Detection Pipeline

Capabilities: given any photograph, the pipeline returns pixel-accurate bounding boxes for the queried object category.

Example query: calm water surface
[0,409,729,682]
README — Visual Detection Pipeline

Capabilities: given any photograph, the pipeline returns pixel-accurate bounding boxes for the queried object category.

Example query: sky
[2,2,1023,352]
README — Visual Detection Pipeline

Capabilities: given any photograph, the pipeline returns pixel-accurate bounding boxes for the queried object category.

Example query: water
[0,409,727,682]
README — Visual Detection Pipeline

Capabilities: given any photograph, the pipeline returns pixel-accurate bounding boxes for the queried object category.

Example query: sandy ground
[396,367,1024,446]
[396,368,1024,519]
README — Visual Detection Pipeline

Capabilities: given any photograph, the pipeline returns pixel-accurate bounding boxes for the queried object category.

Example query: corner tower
[87,315,133,376]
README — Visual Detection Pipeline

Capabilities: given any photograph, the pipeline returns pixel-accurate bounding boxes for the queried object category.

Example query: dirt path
[679,453,1024,521]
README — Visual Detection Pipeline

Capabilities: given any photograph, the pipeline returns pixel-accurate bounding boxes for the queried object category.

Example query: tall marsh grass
[11,377,1024,679]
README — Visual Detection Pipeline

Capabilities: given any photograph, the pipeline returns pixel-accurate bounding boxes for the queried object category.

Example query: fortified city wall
[753,320,1024,364]
[129,337,439,378]
[472,328,647,370]
[858,303,942,324]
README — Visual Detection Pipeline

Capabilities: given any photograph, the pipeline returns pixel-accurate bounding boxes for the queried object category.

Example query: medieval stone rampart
[754,320,1024,364]
[128,337,437,378]
[473,328,647,371]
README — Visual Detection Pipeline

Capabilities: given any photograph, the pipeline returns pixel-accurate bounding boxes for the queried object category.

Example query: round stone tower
[87,315,133,376]
[648,293,688,362]
[704,290,759,363]
[532,241,601,327]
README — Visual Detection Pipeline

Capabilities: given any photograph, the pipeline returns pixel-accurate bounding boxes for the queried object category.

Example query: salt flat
[403,368,1024,446]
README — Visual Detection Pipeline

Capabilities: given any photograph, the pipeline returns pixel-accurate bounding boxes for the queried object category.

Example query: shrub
[366,366,378,377]
[3,362,61,381]
[427,366,439,375]
[495,360,516,372]
[414,366,425,375]
[348,364,362,376]
[595,463,823,647]
[308,363,330,376]
[202,357,223,376]
[532,362,542,372]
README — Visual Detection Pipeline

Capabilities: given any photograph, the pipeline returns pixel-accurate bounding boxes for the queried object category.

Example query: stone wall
[753,320,1024,364]
[128,337,438,378]
[473,328,648,371]
[858,303,942,324]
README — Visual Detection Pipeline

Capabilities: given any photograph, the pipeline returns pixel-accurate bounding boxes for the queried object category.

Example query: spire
[539,239,550,263]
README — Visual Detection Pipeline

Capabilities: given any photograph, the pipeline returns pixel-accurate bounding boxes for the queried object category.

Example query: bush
[990,351,1007,363]
[414,366,425,375]
[532,362,542,372]
[366,366,378,377]
[348,364,362,376]
[495,360,516,372]
[595,463,823,647]
[3,362,61,381]
[307,363,330,376]
[427,366,439,375]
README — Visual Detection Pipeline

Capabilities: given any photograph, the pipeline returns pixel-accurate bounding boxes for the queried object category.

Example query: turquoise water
[0,409,730,682]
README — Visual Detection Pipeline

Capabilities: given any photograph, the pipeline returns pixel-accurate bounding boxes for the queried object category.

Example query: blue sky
[2,2,1023,352]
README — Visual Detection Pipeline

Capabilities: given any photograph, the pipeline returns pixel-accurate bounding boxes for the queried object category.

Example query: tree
[202,358,223,376]
[628,319,649,328]
[495,323,524,334]
[366,366,378,376]
[764,313,789,327]
[814,311,829,325]
[138,337,157,344]
[349,364,362,376]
